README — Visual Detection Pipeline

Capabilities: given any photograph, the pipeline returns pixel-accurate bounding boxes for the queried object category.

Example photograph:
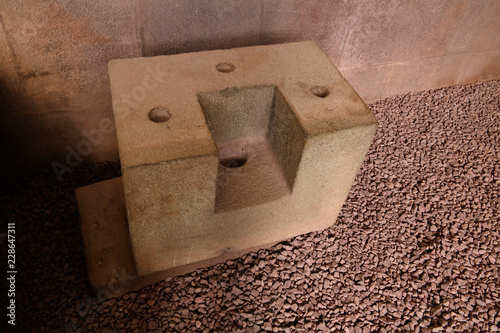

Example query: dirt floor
[1,79,499,332]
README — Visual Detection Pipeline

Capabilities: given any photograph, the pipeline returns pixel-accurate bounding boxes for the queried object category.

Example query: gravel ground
[1,79,499,332]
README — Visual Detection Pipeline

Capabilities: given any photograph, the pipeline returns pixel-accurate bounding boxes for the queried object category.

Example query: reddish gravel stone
[2,79,499,333]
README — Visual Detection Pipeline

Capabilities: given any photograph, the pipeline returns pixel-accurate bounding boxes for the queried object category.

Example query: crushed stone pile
[1,79,498,333]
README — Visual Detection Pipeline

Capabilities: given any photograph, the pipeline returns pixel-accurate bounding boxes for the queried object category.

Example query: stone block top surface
[109,41,376,168]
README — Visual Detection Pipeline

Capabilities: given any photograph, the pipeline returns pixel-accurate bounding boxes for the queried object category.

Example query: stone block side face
[293,124,379,233]
[123,155,218,276]
[268,87,307,190]
[76,177,136,290]
[204,124,379,266]
[122,123,377,277]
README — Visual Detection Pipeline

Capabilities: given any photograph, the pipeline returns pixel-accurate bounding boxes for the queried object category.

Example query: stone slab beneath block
[75,177,277,298]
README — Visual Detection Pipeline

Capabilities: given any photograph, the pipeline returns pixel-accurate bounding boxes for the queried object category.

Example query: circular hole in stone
[220,156,247,168]
[216,62,235,73]
[148,107,171,123]
[310,86,330,98]
[219,149,248,168]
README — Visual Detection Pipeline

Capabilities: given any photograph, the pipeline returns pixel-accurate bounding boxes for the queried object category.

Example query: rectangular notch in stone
[198,85,306,213]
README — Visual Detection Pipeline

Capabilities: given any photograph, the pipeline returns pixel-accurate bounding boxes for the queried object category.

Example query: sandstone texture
[109,41,377,276]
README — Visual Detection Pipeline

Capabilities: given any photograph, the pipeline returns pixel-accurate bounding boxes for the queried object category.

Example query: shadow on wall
[0,0,269,179]
[0,0,284,179]
[0,79,23,173]
[0,71,118,181]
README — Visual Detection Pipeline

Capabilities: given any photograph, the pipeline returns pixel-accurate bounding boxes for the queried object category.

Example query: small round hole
[219,149,248,168]
[148,107,171,123]
[220,156,247,168]
[216,62,235,73]
[311,86,330,98]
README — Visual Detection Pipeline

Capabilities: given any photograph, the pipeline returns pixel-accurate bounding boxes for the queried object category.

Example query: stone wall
[1,0,499,176]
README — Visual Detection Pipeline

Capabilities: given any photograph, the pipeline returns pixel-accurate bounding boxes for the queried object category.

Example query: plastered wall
[1,0,499,177]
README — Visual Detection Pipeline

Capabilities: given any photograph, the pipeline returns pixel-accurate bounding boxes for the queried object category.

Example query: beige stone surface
[76,177,135,291]
[76,176,281,296]
[109,41,377,276]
